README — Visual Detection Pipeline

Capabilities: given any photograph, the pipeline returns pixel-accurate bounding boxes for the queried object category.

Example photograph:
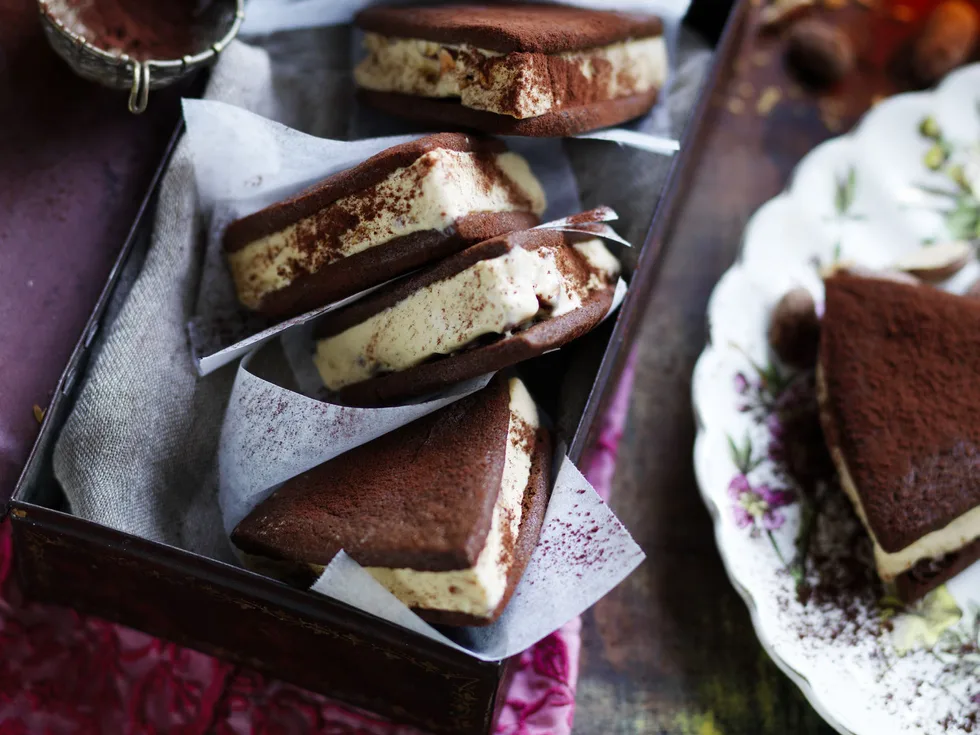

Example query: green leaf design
[766,530,788,567]
[727,435,742,471]
[946,197,980,240]
[834,168,857,216]
[727,434,754,475]
[914,183,960,200]
[758,359,790,398]
[790,493,819,590]
[845,168,857,212]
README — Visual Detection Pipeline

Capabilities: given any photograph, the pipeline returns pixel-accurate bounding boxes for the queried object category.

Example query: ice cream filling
[355,34,668,119]
[365,378,539,619]
[313,238,620,391]
[227,147,546,310]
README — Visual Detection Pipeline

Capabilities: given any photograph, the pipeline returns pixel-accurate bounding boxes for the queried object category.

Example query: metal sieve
[38,0,245,114]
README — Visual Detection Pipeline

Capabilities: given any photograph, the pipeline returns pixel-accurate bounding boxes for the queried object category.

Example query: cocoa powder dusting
[497,507,517,568]
[274,156,435,285]
[57,0,215,60]
[473,151,534,211]
[754,359,980,732]
[455,43,651,119]
[761,370,883,641]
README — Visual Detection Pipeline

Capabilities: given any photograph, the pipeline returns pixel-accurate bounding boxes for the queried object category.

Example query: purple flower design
[766,414,784,440]
[766,413,786,463]
[733,372,750,395]
[728,476,795,531]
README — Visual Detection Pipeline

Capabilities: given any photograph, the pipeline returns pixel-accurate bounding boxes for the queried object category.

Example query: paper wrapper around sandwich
[183,98,596,376]
[218,343,644,661]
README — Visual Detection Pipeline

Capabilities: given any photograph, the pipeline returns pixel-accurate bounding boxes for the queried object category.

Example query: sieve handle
[127,61,150,115]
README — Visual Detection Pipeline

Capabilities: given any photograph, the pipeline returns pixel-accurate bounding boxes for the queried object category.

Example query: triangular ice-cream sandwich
[818,273,980,600]
[232,375,551,626]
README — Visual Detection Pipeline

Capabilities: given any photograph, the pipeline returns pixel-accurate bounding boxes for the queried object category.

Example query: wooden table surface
[574,0,950,729]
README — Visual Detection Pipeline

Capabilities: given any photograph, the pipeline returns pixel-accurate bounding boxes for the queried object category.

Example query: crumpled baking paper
[183,98,585,375]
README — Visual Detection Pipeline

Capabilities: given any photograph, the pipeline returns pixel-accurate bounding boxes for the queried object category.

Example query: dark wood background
[574,0,952,729]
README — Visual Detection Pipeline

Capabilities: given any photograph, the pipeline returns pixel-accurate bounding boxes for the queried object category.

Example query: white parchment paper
[218,343,644,660]
[183,99,585,375]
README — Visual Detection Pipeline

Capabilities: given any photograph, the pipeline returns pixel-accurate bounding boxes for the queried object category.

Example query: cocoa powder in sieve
[59,0,215,61]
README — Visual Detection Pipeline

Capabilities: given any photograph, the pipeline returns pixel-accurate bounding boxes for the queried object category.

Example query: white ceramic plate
[692,65,980,735]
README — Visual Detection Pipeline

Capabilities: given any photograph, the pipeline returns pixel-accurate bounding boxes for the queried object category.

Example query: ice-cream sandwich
[817,273,980,601]
[231,375,551,626]
[223,133,546,318]
[354,4,667,136]
[311,226,621,406]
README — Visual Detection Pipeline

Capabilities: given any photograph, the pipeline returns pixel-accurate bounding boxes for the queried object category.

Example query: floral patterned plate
[692,64,980,735]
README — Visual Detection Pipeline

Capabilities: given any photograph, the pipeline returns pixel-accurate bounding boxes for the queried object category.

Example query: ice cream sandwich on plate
[312,225,622,406]
[232,375,551,626]
[818,273,980,601]
[354,4,667,136]
[224,133,546,318]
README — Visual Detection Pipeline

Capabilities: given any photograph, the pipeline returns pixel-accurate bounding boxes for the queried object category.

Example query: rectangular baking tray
[5,10,739,733]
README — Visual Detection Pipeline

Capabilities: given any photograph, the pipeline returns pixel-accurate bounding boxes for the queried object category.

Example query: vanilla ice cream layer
[227,148,546,310]
[355,34,668,119]
[817,365,980,580]
[366,378,539,619]
[314,238,620,391]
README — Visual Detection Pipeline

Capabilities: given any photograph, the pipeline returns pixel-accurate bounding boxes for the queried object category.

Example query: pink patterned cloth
[0,355,636,735]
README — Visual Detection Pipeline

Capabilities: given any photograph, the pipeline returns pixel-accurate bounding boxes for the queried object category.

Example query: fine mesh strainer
[38,0,245,114]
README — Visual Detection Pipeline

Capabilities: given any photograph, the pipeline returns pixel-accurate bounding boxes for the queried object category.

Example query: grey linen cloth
[53,31,711,563]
